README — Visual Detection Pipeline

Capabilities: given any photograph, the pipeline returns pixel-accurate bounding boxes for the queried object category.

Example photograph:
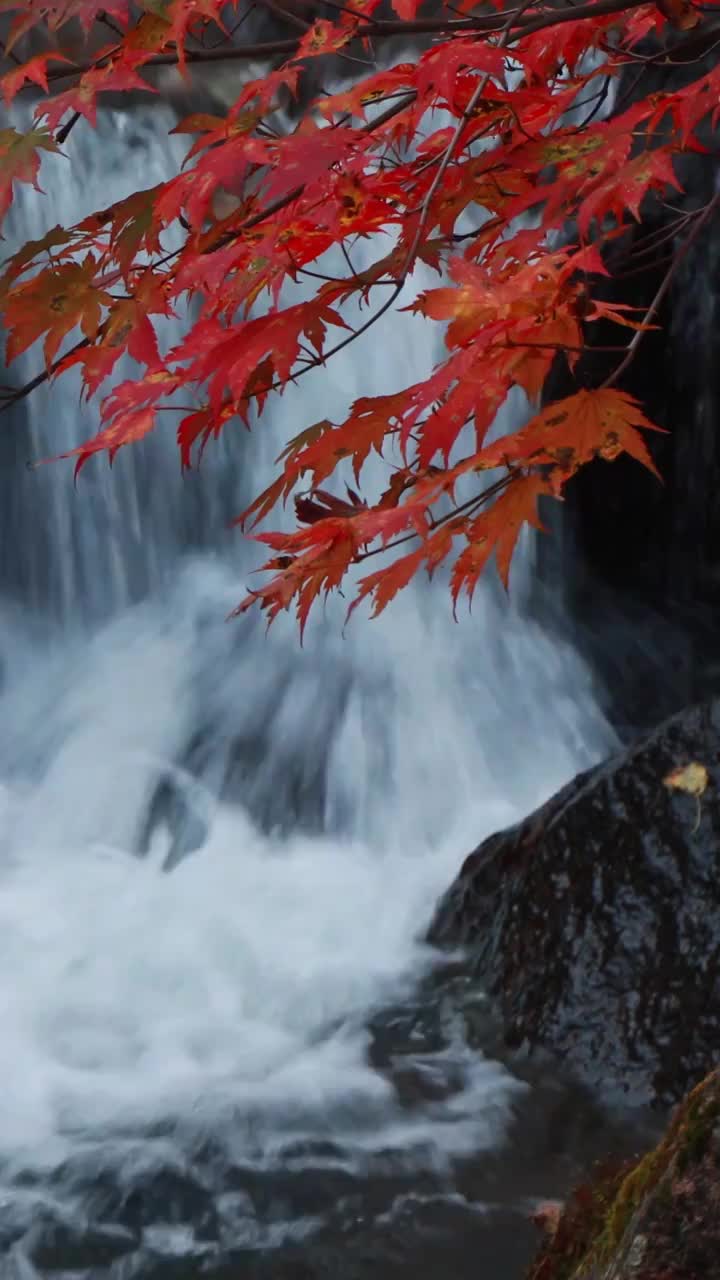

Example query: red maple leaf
[1,53,74,106]
[578,149,682,237]
[476,389,664,481]
[38,63,155,132]
[60,404,158,478]
[451,473,552,608]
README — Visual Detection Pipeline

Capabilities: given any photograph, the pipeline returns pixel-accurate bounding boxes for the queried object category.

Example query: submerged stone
[429,699,720,1105]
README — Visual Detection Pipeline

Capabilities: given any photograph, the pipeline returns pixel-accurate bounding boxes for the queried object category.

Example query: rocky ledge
[429,698,720,1106]
[527,1066,720,1280]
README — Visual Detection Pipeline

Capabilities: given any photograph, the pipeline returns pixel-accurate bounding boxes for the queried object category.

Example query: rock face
[536,50,720,736]
[429,699,720,1106]
[527,1067,720,1280]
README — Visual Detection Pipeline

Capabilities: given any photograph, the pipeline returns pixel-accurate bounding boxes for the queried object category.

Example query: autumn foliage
[0,0,717,631]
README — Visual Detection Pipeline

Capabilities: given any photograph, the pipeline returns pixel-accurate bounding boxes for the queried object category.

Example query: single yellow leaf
[664,761,709,833]
[531,1200,563,1239]
[663,762,708,798]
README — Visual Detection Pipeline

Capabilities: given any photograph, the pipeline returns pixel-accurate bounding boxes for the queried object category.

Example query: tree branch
[37,0,652,84]
[603,192,720,388]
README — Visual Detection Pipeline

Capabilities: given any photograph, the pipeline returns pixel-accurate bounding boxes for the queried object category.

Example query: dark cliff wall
[540,47,720,736]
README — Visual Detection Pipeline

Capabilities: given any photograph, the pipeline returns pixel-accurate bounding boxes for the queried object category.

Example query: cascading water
[0,104,615,1278]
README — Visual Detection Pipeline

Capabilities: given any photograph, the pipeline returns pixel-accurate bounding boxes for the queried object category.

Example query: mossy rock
[527,1068,720,1280]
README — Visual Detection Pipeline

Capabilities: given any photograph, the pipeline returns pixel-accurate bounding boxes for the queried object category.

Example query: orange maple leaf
[4,254,111,367]
[0,126,58,226]
[476,389,665,482]
[451,473,551,610]
[293,19,357,60]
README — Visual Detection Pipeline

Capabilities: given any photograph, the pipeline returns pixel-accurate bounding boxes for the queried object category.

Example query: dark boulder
[429,699,720,1106]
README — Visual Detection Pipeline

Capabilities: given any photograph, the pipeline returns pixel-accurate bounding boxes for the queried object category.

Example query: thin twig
[602,193,720,388]
[259,0,312,34]
[354,471,516,562]
[56,111,81,146]
[398,0,533,279]
[1,338,90,420]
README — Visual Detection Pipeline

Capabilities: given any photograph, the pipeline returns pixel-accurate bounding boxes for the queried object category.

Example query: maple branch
[602,192,720,389]
[428,473,516,528]
[339,240,359,279]
[296,264,353,283]
[617,214,693,270]
[266,281,407,399]
[353,472,516,562]
[36,20,483,83]
[36,0,651,85]
[573,75,612,129]
[505,340,628,352]
[0,338,90,419]
[0,38,21,67]
[511,0,644,38]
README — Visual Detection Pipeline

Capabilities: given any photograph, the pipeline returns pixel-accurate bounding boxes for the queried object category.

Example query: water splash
[0,104,614,1268]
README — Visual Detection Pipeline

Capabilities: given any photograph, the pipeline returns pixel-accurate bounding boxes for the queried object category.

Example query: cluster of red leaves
[0,0,718,632]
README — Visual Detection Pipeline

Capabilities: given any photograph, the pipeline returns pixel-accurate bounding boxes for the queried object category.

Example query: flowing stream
[0,105,619,1278]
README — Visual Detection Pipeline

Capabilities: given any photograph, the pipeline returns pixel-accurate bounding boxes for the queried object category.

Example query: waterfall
[0,106,614,1275]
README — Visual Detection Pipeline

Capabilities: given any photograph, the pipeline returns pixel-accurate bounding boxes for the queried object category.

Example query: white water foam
[0,557,610,1183]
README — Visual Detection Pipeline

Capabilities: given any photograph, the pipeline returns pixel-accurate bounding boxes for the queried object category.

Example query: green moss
[589,1070,720,1269]
[674,1090,720,1175]
[525,1069,720,1280]
[597,1146,663,1259]
[526,1161,631,1280]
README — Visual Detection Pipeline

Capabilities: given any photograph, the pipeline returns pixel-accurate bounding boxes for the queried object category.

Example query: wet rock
[526,1067,720,1279]
[98,1165,219,1239]
[24,1212,137,1269]
[429,699,720,1105]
